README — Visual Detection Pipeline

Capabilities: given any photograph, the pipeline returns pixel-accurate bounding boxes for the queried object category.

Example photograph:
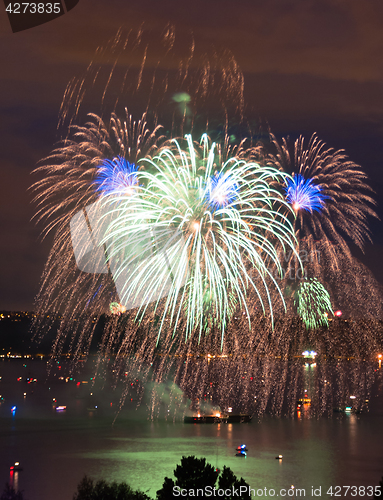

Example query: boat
[184,414,227,423]
[333,406,362,414]
[236,445,248,452]
[299,396,311,404]
[297,395,311,410]
[10,462,23,472]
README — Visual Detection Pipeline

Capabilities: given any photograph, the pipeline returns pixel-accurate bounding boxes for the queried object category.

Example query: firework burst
[268,133,377,274]
[285,174,327,213]
[97,134,298,344]
[33,110,163,238]
[295,278,333,329]
[94,156,139,197]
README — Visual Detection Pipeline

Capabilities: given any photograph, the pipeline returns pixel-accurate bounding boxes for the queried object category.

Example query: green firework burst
[295,278,333,329]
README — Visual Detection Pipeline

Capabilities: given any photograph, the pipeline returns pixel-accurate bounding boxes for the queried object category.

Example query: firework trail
[58,26,246,141]
[30,28,382,420]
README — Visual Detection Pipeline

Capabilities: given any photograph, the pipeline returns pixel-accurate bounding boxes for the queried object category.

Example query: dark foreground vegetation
[1,456,250,500]
[2,458,382,499]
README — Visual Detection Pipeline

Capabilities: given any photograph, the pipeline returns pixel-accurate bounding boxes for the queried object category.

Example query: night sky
[1,0,383,310]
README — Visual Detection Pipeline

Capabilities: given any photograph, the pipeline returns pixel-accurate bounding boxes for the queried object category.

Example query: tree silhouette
[218,466,251,499]
[73,475,150,500]
[157,456,218,500]
[0,484,24,500]
[157,456,250,500]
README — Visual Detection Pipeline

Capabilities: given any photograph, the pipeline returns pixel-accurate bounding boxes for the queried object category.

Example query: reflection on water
[0,360,382,500]
[1,414,382,500]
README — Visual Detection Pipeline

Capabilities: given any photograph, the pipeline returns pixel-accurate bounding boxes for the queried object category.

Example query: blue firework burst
[285,174,326,213]
[94,156,138,196]
[206,172,239,210]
